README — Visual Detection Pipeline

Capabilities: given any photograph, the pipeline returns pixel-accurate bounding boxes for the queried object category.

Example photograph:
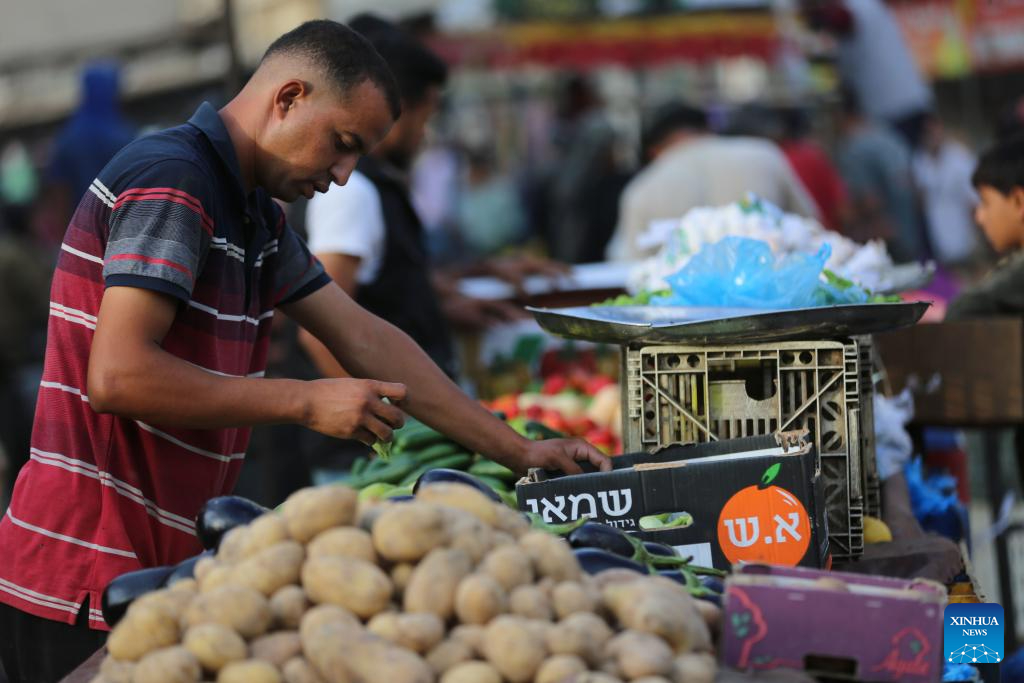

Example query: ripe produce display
[338,381,622,506]
[337,420,521,505]
[94,481,721,683]
[481,364,622,456]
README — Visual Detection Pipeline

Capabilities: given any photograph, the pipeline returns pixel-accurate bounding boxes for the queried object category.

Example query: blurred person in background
[40,62,136,245]
[776,106,849,232]
[912,114,982,268]
[0,145,51,508]
[545,74,630,263]
[836,88,926,263]
[606,102,818,262]
[456,145,527,257]
[803,0,932,148]
[410,136,461,259]
[303,15,562,382]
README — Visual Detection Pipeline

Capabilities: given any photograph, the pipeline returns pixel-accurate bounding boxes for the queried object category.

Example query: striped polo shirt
[0,102,329,629]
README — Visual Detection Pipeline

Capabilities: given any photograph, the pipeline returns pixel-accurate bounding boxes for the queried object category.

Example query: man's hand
[486,255,571,295]
[442,293,528,331]
[302,379,407,445]
[285,284,605,474]
[516,438,612,476]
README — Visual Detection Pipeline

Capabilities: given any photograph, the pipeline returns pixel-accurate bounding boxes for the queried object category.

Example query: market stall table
[457,261,632,308]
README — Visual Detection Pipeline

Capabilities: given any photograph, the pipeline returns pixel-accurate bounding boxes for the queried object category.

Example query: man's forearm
[89,344,309,430]
[332,312,529,465]
[298,327,349,378]
[286,285,532,467]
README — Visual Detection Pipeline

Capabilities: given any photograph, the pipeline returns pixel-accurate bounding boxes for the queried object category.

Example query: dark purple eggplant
[574,548,646,576]
[413,468,501,502]
[567,522,635,558]
[195,496,269,550]
[699,575,725,594]
[658,569,687,585]
[162,550,212,587]
[101,565,175,627]
[387,494,415,502]
[643,541,678,558]
[660,569,723,603]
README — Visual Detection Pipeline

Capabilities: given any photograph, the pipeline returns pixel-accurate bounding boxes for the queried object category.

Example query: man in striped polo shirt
[0,21,609,681]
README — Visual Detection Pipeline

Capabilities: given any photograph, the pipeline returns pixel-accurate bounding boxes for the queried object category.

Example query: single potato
[282,486,357,543]
[301,555,392,619]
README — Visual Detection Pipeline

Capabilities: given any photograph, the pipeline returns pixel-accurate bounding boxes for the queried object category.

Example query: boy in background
[946,136,1024,320]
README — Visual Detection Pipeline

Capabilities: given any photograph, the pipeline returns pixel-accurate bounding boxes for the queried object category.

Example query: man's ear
[273,80,308,119]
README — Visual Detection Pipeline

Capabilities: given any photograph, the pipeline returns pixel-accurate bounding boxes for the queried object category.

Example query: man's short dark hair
[262,20,401,120]
[642,103,708,159]
[348,14,448,107]
[972,135,1024,195]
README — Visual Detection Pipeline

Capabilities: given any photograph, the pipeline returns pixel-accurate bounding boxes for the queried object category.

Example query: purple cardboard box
[722,564,947,682]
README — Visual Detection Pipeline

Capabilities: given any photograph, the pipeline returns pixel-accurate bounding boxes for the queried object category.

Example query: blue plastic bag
[943,661,980,682]
[904,458,967,542]
[653,237,832,309]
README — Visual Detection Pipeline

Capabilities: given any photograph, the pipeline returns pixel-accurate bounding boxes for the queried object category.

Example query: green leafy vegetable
[372,397,394,460]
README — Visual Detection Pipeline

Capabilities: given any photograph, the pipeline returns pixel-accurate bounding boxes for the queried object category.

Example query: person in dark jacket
[43,62,136,243]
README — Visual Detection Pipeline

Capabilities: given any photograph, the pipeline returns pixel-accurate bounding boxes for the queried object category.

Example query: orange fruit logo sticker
[717,463,811,566]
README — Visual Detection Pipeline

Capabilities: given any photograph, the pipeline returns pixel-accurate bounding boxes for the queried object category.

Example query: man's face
[975,184,1024,253]
[379,86,441,170]
[259,79,394,202]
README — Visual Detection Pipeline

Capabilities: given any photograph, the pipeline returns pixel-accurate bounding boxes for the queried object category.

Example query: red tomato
[541,410,568,433]
[584,375,615,396]
[525,405,545,420]
[542,376,569,395]
[568,417,597,437]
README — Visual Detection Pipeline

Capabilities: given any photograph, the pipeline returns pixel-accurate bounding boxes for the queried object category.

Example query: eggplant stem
[689,565,727,577]
[645,554,694,568]
[527,513,589,536]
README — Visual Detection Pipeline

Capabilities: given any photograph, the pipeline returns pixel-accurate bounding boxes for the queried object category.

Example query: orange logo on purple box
[717,463,810,566]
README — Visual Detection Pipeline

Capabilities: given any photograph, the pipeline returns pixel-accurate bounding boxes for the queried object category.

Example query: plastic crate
[857,336,883,520]
[621,339,871,561]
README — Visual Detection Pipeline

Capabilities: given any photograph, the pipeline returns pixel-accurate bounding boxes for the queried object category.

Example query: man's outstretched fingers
[373,398,406,430]
[578,442,612,471]
[374,380,407,402]
[557,449,584,475]
[353,427,378,447]
[363,415,394,444]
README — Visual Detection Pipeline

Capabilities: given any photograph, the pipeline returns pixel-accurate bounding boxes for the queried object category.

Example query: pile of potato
[94,482,719,683]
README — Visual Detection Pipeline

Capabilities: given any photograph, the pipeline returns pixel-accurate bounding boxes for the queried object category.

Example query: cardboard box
[721,564,947,682]
[516,432,829,569]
